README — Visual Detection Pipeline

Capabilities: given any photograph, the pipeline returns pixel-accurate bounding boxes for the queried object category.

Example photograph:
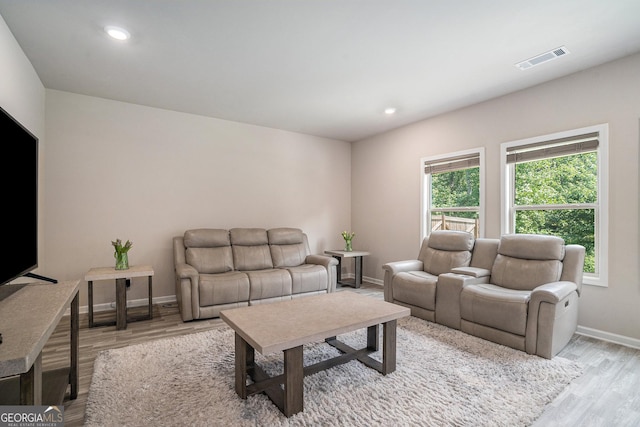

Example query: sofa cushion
[183,229,234,274]
[391,271,438,311]
[184,229,230,248]
[428,230,475,251]
[230,228,274,271]
[491,255,563,291]
[186,247,233,274]
[268,227,307,267]
[417,231,474,275]
[271,244,307,267]
[246,269,292,301]
[286,264,327,294]
[198,271,250,306]
[498,234,565,261]
[230,228,269,246]
[268,227,304,245]
[487,234,565,292]
[460,284,531,336]
[422,247,472,276]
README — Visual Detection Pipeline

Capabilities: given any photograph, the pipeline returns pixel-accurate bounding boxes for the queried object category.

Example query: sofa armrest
[531,281,578,304]
[174,263,200,321]
[382,260,423,275]
[526,281,579,358]
[450,266,491,278]
[436,272,491,329]
[175,262,198,280]
[382,260,424,301]
[305,254,339,268]
[305,254,339,293]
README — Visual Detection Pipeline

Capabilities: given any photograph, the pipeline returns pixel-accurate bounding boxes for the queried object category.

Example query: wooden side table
[324,250,370,288]
[0,280,80,405]
[85,265,154,330]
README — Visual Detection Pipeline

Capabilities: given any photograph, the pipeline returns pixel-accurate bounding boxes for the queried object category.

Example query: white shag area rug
[85,317,582,426]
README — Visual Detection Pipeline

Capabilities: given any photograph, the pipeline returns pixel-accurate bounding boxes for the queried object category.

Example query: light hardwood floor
[42,283,640,426]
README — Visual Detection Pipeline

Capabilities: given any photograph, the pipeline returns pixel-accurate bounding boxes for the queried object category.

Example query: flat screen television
[0,106,55,299]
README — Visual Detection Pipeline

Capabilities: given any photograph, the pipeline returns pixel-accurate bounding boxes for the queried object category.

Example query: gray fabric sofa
[383,231,585,358]
[173,227,338,321]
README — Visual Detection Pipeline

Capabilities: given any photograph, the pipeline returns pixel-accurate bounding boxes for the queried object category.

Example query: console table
[0,279,80,405]
[85,265,154,330]
[324,250,370,288]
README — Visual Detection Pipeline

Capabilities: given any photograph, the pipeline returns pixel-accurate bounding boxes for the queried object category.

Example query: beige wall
[0,15,46,276]
[352,53,640,342]
[43,90,351,307]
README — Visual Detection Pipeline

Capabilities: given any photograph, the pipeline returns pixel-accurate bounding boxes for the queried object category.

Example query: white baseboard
[364,276,384,287]
[67,295,177,316]
[576,325,640,350]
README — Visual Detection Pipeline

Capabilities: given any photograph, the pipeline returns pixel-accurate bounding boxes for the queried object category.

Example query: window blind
[424,153,480,174]
[506,132,599,164]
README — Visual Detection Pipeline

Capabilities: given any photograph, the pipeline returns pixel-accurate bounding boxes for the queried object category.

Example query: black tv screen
[0,106,38,287]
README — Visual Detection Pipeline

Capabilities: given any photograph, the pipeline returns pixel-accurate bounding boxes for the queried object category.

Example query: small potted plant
[112,239,133,270]
[341,231,355,252]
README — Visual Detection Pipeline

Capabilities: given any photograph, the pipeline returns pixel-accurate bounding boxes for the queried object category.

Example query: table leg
[367,324,379,351]
[70,291,79,399]
[332,256,343,284]
[148,276,153,319]
[234,333,254,399]
[283,345,304,417]
[381,319,397,375]
[116,278,127,330]
[354,256,363,288]
[88,280,94,328]
[20,352,42,405]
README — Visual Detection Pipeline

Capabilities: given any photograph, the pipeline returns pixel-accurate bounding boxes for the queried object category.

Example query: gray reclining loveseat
[383,231,585,358]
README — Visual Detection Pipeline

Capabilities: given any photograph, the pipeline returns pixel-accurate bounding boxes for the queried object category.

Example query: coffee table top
[220,291,409,354]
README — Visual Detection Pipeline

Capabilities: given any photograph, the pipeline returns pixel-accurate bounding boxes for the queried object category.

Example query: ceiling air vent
[515,46,570,70]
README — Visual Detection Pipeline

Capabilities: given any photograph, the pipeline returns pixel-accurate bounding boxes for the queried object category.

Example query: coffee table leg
[367,324,379,351]
[234,333,254,399]
[382,319,397,375]
[283,345,304,416]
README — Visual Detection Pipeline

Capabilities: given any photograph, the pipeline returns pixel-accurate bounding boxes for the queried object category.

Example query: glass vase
[344,239,353,252]
[115,252,129,270]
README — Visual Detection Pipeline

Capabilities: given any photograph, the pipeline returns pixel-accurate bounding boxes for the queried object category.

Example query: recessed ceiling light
[104,26,131,41]
[384,107,397,115]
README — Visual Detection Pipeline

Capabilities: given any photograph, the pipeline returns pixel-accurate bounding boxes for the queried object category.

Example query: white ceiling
[2,1,640,142]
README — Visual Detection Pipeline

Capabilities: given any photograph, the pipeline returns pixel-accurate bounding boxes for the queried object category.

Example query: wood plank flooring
[39,283,640,426]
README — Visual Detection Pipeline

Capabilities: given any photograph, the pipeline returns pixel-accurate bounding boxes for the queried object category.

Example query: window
[421,149,484,239]
[501,124,608,286]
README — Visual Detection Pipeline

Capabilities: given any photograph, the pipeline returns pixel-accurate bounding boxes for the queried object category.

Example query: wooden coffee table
[220,291,410,417]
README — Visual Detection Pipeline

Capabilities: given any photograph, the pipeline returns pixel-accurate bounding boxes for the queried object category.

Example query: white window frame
[420,147,485,242]
[500,124,609,287]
